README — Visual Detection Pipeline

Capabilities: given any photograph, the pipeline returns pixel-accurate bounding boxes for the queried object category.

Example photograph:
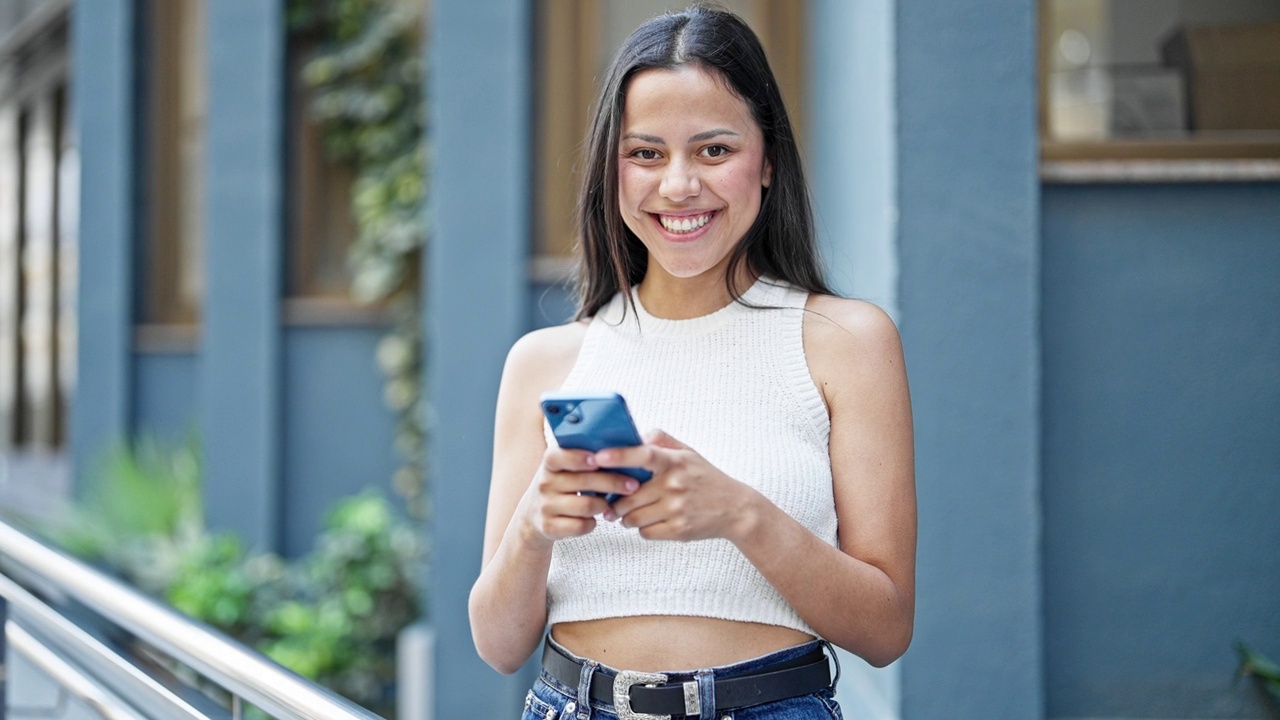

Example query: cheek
[716,164,766,207]
[617,167,648,207]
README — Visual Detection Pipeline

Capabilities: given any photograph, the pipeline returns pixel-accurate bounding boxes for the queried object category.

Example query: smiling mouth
[656,211,716,234]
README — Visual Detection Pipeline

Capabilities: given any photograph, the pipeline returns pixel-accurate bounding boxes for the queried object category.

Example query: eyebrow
[621,128,741,144]
[690,128,739,143]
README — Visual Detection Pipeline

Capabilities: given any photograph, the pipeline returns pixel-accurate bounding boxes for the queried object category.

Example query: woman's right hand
[524,448,641,541]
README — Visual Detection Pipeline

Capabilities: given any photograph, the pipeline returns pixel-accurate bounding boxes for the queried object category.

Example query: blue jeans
[521,638,843,719]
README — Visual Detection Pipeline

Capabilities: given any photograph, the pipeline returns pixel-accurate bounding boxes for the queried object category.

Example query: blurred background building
[1,0,1277,718]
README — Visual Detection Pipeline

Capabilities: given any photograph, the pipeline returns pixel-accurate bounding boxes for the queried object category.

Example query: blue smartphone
[540,392,653,502]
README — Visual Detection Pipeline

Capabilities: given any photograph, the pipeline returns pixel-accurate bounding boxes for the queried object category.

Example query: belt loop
[821,640,842,692]
[695,668,716,718]
[576,659,598,719]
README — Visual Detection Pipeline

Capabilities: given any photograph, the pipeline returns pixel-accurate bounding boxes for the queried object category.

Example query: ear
[762,157,774,188]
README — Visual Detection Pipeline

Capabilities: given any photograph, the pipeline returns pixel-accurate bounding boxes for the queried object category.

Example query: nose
[659,158,700,202]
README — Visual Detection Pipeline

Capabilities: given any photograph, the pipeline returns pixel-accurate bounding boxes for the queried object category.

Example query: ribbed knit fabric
[545,277,836,636]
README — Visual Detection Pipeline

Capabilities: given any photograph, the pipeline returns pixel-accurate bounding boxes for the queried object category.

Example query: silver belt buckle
[613,670,670,720]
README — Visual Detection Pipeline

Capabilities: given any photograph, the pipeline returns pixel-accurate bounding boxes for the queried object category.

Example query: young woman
[469,5,916,718]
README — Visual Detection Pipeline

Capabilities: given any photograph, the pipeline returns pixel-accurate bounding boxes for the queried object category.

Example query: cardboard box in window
[1162,22,1280,131]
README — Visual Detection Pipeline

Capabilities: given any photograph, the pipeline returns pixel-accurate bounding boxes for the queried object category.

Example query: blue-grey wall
[131,328,400,560]
[71,0,136,488]
[426,1,533,716]
[75,0,400,562]
[529,281,575,330]
[1041,183,1280,719]
[133,353,198,443]
[809,0,897,315]
[896,2,1044,719]
[281,327,399,557]
[200,0,285,551]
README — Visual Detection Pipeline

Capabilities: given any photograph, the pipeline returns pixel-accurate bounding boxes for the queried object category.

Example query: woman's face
[617,65,772,282]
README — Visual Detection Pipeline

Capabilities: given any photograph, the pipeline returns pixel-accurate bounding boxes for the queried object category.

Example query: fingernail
[585,454,597,468]
[624,479,639,492]
[603,509,617,522]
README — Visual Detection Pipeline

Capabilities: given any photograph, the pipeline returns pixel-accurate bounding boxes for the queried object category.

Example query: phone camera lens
[548,405,561,415]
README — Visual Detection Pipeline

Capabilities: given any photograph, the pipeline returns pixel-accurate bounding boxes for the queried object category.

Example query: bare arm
[744,297,916,664]
[605,298,916,666]
[468,324,642,673]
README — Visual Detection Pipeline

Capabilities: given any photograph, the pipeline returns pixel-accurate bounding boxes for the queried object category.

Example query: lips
[655,211,717,234]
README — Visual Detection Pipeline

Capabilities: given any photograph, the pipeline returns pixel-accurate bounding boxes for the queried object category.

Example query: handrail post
[1,596,8,720]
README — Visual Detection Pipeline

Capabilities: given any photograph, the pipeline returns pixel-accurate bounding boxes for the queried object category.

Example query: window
[533,0,808,277]
[285,31,359,308]
[1041,0,1280,168]
[0,0,75,451]
[281,13,405,326]
[139,0,207,334]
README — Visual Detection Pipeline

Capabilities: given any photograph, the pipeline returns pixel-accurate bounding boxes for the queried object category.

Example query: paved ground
[5,648,102,720]
[0,451,70,525]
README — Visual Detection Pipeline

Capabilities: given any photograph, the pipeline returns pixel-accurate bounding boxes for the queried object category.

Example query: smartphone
[540,392,653,502]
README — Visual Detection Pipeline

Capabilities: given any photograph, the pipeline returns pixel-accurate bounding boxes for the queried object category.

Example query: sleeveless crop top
[544,277,838,635]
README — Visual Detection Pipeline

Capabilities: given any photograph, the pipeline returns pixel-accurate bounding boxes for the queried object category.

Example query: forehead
[621,65,759,136]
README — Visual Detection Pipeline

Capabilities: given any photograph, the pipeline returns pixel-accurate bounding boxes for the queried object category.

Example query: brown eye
[702,145,729,158]
[631,148,659,160]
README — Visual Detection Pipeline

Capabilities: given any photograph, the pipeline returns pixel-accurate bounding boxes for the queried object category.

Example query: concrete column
[71,0,136,490]
[201,0,285,550]
[426,0,533,716]
[895,2,1044,718]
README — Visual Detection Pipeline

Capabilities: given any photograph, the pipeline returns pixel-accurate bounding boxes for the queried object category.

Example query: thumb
[644,428,687,450]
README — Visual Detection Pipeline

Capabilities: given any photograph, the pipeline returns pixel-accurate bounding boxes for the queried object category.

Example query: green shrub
[49,438,421,717]
[1237,643,1280,707]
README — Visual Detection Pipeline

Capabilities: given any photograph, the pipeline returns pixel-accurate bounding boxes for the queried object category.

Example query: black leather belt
[540,639,832,719]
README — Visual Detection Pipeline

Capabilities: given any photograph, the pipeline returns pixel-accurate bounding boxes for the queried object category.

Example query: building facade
[2,0,1275,718]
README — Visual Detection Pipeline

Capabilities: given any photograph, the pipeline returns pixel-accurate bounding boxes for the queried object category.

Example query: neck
[636,263,758,320]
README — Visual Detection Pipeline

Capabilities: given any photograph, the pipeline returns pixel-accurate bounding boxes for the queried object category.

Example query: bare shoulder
[802,295,906,405]
[804,294,902,360]
[492,319,589,469]
[499,320,591,403]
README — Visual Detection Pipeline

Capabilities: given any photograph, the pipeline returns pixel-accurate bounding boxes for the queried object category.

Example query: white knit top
[544,277,837,635]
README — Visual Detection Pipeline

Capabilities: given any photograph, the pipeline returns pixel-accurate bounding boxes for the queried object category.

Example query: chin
[652,260,719,280]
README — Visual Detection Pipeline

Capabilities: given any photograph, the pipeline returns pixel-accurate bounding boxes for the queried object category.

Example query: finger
[594,444,656,471]
[637,518,687,542]
[543,447,599,473]
[545,470,641,499]
[542,515,597,539]
[644,429,688,450]
[611,490,666,526]
[544,491,612,519]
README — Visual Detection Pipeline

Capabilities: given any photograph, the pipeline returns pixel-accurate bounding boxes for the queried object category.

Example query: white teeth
[660,213,712,234]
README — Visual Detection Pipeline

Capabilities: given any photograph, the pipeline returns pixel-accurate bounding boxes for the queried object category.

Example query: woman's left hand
[599,430,761,543]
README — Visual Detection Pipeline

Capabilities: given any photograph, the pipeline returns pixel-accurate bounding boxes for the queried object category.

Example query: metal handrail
[0,573,210,718]
[7,621,147,720]
[0,520,383,720]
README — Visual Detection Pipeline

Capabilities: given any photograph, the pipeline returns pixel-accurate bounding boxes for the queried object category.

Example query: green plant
[1238,643,1280,706]
[48,435,204,594]
[168,492,421,714]
[50,439,421,717]
[287,0,429,521]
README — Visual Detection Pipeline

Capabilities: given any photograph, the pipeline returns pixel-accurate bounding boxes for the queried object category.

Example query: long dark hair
[573,3,831,320]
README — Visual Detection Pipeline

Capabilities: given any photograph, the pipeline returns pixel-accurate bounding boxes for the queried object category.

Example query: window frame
[0,2,75,450]
[1038,0,1280,182]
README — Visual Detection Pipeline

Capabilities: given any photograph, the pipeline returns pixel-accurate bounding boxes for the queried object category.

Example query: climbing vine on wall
[286,0,428,520]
